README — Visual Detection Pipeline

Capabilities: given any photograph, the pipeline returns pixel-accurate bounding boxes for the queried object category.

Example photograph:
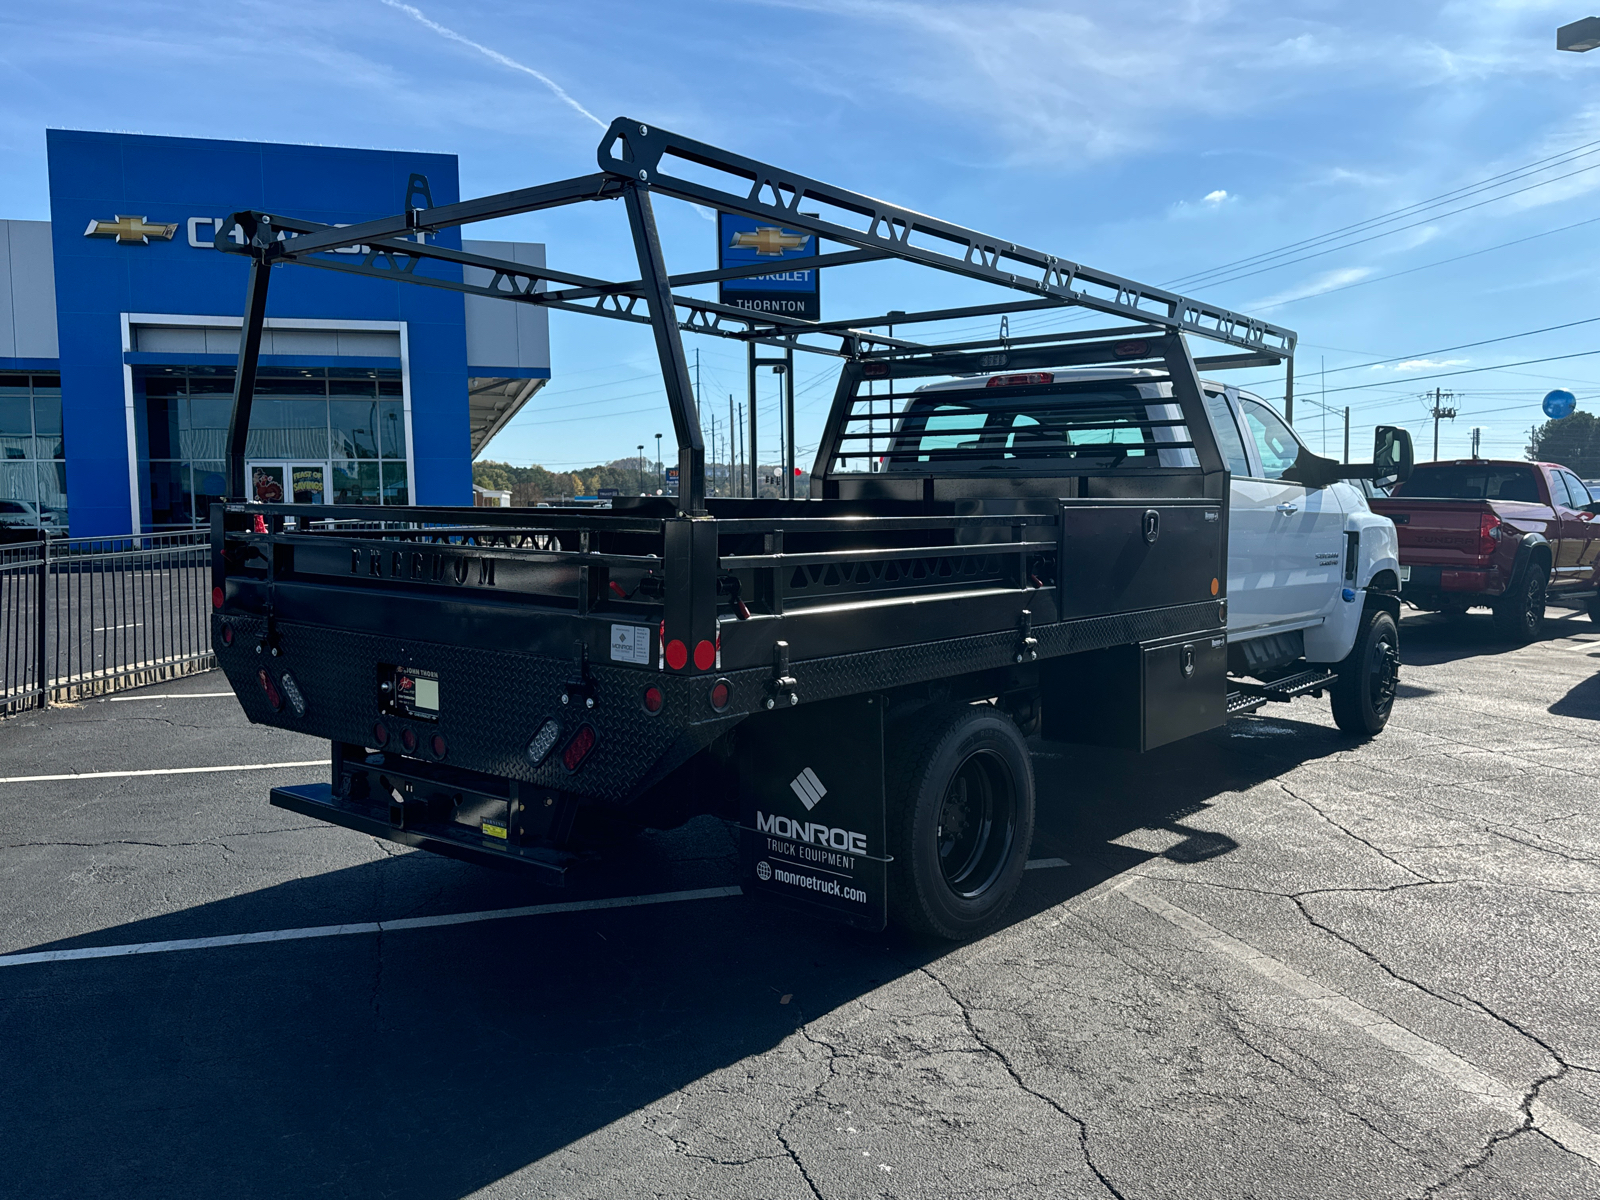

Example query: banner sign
[718,213,820,322]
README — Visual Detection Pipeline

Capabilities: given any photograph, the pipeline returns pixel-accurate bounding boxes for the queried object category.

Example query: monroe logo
[352,547,496,587]
[756,811,867,855]
[789,766,827,811]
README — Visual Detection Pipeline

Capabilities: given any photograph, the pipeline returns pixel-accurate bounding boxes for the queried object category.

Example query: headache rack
[210,118,1296,513]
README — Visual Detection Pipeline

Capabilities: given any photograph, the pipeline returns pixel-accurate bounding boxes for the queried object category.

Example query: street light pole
[655,432,663,493]
[637,444,644,495]
[1558,16,1600,50]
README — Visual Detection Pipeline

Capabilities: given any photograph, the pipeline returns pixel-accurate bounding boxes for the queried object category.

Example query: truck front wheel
[887,704,1035,941]
[1330,609,1400,737]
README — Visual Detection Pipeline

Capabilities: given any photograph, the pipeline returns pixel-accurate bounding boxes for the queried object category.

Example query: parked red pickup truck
[1369,459,1600,640]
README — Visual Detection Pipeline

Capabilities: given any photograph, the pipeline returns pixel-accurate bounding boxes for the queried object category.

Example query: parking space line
[1122,882,1600,1164]
[0,886,746,969]
[0,761,324,784]
[0,859,1074,969]
[106,692,237,701]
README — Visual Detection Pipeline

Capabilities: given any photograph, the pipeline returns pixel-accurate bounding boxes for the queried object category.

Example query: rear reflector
[710,680,731,711]
[221,624,234,646]
[665,639,688,671]
[986,372,1053,388]
[561,724,598,772]
[526,718,562,765]
[212,586,224,609]
[400,728,417,753]
[257,669,283,712]
[430,733,446,759]
[278,672,306,717]
[642,686,664,714]
[693,639,716,672]
[372,721,389,747]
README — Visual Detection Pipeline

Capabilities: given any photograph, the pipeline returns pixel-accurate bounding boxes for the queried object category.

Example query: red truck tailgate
[1368,497,1495,568]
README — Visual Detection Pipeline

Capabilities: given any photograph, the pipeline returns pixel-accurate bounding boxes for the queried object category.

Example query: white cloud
[1203,189,1229,204]
[1248,267,1374,310]
[1394,358,1469,372]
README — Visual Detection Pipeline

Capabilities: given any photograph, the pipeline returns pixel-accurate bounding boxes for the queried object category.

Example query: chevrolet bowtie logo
[729,225,809,256]
[83,215,178,245]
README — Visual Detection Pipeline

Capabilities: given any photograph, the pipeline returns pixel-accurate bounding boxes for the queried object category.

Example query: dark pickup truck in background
[1370,459,1600,640]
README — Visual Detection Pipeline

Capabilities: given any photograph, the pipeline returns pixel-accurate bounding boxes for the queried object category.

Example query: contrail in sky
[381,0,607,129]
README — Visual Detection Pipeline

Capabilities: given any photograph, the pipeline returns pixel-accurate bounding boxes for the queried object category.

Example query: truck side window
[1201,390,1250,477]
[1239,398,1301,480]
[1561,470,1591,508]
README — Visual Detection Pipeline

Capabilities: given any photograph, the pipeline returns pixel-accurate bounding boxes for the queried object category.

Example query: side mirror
[1373,426,1413,485]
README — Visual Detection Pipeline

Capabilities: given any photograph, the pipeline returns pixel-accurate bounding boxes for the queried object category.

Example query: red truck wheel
[1331,610,1400,737]
[1492,560,1548,643]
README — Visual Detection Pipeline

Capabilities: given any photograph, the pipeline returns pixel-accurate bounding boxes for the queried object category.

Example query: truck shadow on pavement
[4,719,1351,1200]
[1399,608,1592,667]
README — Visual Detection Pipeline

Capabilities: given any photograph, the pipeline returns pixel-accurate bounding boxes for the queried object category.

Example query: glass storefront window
[136,367,408,527]
[0,375,65,529]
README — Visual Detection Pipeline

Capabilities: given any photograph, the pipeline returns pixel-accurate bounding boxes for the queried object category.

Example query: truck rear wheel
[887,704,1035,941]
[1330,609,1400,737]
[1492,561,1548,643]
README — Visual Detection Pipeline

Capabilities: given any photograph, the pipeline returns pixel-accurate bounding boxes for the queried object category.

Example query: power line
[1165,136,1600,289]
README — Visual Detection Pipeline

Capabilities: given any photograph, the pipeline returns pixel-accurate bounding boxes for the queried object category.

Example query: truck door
[1231,396,1347,632]
[1553,470,1600,584]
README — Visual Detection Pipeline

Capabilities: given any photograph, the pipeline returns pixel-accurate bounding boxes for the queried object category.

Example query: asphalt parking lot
[4,609,1599,1200]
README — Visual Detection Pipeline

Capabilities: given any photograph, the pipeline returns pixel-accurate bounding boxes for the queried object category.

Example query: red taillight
[986,372,1053,388]
[710,680,731,711]
[862,362,891,378]
[1113,339,1151,359]
[257,669,282,712]
[665,639,688,671]
[1478,511,1503,555]
[221,624,234,646]
[642,685,664,713]
[561,723,597,772]
[372,721,389,747]
[430,733,446,759]
[400,727,417,753]
[212,586,224,609]
[693,639,716,672]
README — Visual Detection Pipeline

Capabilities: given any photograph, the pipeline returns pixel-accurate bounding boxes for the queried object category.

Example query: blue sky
[6,1,1600,468]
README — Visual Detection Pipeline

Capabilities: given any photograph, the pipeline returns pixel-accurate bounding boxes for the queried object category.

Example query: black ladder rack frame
[212,117,1297,516]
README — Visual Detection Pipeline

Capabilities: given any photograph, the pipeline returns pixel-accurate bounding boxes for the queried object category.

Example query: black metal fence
[1,531,213,714]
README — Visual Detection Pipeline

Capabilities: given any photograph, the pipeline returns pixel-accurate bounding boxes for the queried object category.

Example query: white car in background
[0,499,64,535]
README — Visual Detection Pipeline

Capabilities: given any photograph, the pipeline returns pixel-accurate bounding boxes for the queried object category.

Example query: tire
[1588,594,1600,624]
[1492,559,1548,643]
[1330,609,1400,738]
[886,704,1035,941]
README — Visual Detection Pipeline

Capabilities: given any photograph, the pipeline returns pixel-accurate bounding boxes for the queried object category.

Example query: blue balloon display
[1544,389,1577,419]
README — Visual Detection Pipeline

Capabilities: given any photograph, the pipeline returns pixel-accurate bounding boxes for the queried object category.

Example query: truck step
[1233,669,1339,703]
[1226,691,1268,716]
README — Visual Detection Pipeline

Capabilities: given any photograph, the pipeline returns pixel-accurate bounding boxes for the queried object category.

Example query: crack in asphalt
[1,823,323,853]
[1279,781,1431,882]
[919,965,1129,1200]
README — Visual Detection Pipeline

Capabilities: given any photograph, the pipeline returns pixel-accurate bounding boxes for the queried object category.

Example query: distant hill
[474,458,807,502]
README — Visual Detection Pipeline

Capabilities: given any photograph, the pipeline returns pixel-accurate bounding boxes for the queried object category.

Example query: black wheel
[887,704,1034,941]
[1492,560,1548,643]
[1330,609,1400,737]
[1588,594,1600,624]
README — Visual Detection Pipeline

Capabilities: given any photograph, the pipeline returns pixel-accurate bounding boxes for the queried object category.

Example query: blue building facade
[0,130,548,537]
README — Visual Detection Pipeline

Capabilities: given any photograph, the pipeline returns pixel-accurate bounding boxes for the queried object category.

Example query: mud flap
[737,693,888,932]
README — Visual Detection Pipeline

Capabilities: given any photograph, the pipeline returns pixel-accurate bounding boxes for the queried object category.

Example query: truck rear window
[1394,464,1541,503]
[830,382,1197,473]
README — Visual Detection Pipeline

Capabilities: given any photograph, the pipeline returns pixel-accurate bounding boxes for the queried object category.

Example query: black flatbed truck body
[208,118,1298,934]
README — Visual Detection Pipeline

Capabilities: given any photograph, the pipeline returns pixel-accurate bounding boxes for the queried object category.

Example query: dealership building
[0,130,549,537]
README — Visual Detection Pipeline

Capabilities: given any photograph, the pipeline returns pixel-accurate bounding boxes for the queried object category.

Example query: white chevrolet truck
[909,368,1408,736]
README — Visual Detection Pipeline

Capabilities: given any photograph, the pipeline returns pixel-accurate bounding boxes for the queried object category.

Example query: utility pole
[1343,407,1350,464]
[737,401,746,497]
[655,432,663,493]
[729,394,737,498]
[1426,387,1458,461]
[1470,426,1482,459]
[637,444,644,495]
